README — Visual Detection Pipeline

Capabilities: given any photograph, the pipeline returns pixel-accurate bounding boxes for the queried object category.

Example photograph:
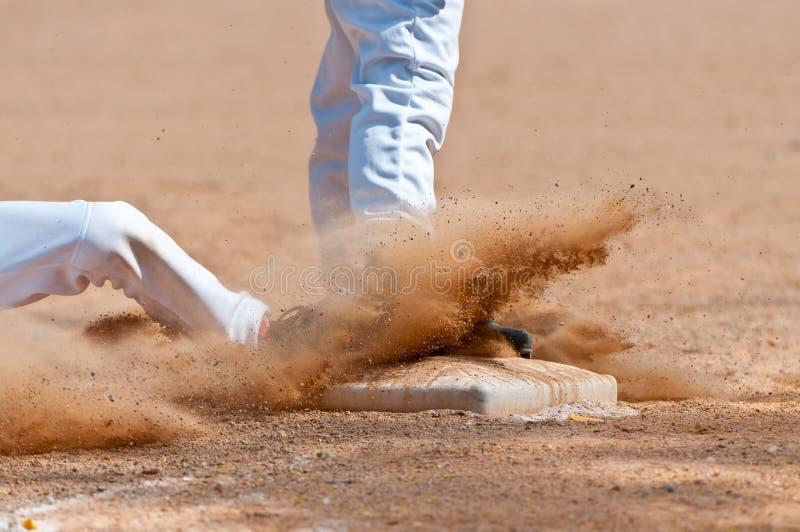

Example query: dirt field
[2,0,800,529]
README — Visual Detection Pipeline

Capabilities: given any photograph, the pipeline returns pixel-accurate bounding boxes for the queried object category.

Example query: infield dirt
[1,0,799,529]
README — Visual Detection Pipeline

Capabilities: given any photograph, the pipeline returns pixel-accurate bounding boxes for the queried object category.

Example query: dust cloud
[0,193,693,455]
[505,306,707,401]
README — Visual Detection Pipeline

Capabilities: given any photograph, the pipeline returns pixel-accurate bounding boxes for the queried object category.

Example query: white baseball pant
[309,0,464,237]
[0,201,269,347]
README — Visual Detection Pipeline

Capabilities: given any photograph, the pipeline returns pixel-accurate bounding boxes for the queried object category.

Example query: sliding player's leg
[0,201,269,346]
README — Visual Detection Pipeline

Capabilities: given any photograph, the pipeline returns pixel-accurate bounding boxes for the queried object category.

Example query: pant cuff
[228,293,270,348]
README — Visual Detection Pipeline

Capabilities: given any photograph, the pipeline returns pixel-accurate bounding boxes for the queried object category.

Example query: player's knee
[355,70,453,147]
[84,201,158,253]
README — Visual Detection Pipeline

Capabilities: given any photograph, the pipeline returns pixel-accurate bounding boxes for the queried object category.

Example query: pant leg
[309,0,361,236]
[0,200,92,307]
[330,0,464,230]
[0,201,268,347]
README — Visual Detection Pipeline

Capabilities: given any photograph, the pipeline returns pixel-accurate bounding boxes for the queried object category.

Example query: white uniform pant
[0,201,268,346]
[309,0,464,235]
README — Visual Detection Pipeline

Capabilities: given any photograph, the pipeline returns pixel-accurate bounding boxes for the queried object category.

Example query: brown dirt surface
[2,0,800,529]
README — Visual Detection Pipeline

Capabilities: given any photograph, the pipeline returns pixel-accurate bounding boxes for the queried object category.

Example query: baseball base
[320,356,617,416]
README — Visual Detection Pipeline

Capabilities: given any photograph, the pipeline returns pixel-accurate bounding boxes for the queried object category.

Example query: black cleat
[487,321,534,358]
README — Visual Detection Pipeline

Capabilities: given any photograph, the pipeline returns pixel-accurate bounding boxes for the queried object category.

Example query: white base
[320,356,617,416]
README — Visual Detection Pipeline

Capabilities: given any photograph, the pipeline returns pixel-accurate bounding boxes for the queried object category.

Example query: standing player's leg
[0,201,269,347]
[330,0,464,233]
[309,1,533,357]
